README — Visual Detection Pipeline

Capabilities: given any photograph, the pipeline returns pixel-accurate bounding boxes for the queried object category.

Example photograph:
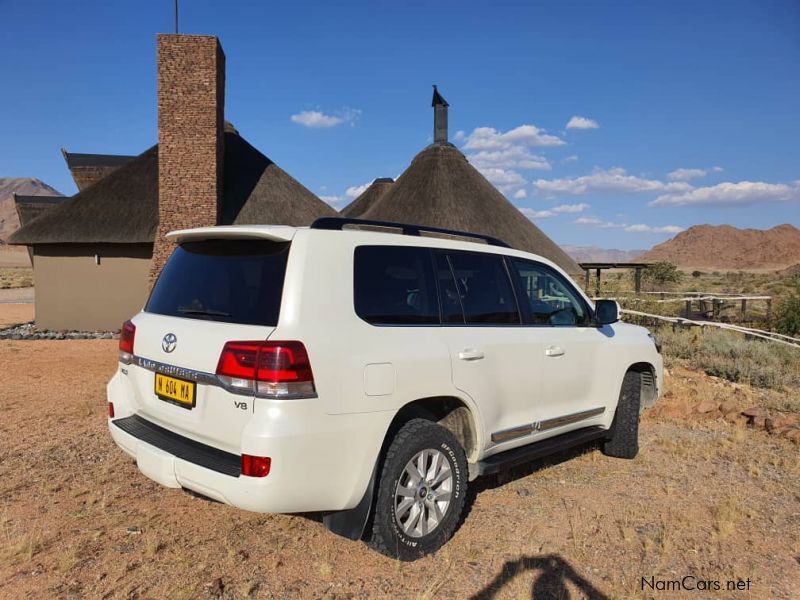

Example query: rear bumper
[107,371,392,514]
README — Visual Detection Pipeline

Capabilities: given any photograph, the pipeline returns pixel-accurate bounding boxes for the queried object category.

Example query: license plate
[154,373,196,409]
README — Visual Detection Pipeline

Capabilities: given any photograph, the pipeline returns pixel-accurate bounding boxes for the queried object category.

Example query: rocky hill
[639,223,800,270]
[0,177,62,243]
[562,245,645,263]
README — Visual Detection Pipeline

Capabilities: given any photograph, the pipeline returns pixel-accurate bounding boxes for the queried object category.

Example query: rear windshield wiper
[177,306,230,317]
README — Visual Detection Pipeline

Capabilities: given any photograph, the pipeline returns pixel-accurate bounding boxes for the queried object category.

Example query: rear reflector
[119,320,136,364]
[216,341,315,399]
[108,402,115,418]
[241,455,271,477]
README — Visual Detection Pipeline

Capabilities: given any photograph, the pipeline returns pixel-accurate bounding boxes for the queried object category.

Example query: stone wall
[149,34,225,284]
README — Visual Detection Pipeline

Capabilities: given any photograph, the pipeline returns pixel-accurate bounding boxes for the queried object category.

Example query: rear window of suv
[146,240,290,326]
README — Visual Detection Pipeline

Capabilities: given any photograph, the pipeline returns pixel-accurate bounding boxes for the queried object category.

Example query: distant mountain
[562,245,646,263]
[0,178,62,242]
[638,224,800,270]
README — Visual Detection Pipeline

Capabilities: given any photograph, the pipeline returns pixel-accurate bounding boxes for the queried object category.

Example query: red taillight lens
[119,320,136,364]
[216,341,315,398]
[108,402,115,418]
[241,454,271,477]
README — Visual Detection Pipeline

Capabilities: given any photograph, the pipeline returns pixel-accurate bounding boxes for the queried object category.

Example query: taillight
[216,341,316,398]
[108,402,115,418]
[241,454,271,477]
[119,320,136,364]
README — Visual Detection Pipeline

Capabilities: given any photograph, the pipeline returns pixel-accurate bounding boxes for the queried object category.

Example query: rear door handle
[458,349,485,361]
[545,346,565,357]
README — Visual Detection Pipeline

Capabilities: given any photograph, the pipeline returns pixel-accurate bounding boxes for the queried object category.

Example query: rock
[742,406,767,418]
[772,415,797,429]
[208,578,225,597]
[751,416,767,429]
[125,526,142,535]
[719,400,737,414]
[695,400,718,414]
[765,418,775,433]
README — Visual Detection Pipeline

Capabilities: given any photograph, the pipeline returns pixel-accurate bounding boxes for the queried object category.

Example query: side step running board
[476,426,607,477]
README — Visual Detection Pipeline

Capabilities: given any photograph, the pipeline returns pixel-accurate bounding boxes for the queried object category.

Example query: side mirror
[594,299,619,326]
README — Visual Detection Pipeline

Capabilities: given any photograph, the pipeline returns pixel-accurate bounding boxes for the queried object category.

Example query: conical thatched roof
[361,144,580,274]
[10,130,335,245]
[341,177,394,217]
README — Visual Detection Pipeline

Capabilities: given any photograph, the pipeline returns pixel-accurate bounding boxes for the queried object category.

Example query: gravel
[0,321,117,340]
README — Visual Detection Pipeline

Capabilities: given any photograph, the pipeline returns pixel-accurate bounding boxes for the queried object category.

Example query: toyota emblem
[162,333,177,353]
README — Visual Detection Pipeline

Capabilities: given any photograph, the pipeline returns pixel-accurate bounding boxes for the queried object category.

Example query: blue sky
[2,0,798,250]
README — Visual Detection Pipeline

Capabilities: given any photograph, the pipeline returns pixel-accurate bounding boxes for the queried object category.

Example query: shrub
[774,283,800,338]
[656,326,800,392]
[692,270,703,278]
[643,262,683,288]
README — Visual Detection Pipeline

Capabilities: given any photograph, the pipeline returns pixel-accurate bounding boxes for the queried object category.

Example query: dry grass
[0,267,32,289]
[0,339,798,598]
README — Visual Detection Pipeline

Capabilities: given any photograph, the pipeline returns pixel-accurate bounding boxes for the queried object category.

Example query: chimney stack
[150,34,226,284]
[432,85,449,145]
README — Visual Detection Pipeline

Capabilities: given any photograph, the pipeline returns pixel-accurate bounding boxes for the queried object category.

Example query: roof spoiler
[166,225,297,244]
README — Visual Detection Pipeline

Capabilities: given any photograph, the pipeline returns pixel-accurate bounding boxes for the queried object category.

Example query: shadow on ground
[470,553,609,599]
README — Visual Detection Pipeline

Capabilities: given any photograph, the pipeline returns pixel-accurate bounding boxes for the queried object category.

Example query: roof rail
[310,217,511,248]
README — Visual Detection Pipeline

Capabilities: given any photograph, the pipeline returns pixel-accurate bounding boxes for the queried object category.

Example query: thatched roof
[340,178,394,217]
[13,194,66,229]
[361,144,581,274]
[61,151,136,169]
[10,130,335,245]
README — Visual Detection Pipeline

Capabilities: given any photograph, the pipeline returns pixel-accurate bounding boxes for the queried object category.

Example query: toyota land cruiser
[107,217,662,560]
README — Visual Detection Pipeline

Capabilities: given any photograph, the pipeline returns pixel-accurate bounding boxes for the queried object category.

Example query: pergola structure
[579,262,653,295]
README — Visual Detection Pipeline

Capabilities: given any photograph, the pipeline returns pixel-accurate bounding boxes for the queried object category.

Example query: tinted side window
[510,259,590,326]
[445,252,520,325]
[434,252,465,324]
[354,246,439,325]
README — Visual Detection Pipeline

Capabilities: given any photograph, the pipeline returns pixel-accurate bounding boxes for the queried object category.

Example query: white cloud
[290,108,361,128]
[624,224,685,234]
[468,146,551,171]
[462,125,564,150]
[458,123,563,197]
[667,168,707,181]
[453,130,466,141]
[479,168,527,192]
[573,216,624,228]
[712,166,724,172]
[513,189,527,199]
[566,116,599,130]
[573,216,684,234]
[521,203,590,220]
[345,182,371,198]
[651,181,800,207]
[319,194,348,209]
[562,154,579,164]
[534,167,692,196]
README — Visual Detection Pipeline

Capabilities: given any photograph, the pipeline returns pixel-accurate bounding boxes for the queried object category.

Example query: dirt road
[0,339,798,599]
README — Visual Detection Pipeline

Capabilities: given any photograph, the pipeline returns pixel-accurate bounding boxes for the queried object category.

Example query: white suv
[108,217,662,560]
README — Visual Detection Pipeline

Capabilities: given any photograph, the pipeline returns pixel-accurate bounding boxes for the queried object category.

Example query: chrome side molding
[491,406,605,443]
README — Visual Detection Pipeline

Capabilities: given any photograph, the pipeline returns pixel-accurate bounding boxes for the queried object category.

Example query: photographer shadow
[471,553,609,600]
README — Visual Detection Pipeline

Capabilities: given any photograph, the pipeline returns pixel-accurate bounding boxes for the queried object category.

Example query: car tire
[368,418,467,561]
[602,370,642,459]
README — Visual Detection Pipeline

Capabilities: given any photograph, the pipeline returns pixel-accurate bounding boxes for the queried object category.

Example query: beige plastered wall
[32,244,153,331]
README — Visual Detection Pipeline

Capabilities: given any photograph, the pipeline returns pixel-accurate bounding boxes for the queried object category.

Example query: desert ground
[1,310,798,599]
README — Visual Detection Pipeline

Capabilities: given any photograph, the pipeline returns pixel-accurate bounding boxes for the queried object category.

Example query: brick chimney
[149,34,226,283]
